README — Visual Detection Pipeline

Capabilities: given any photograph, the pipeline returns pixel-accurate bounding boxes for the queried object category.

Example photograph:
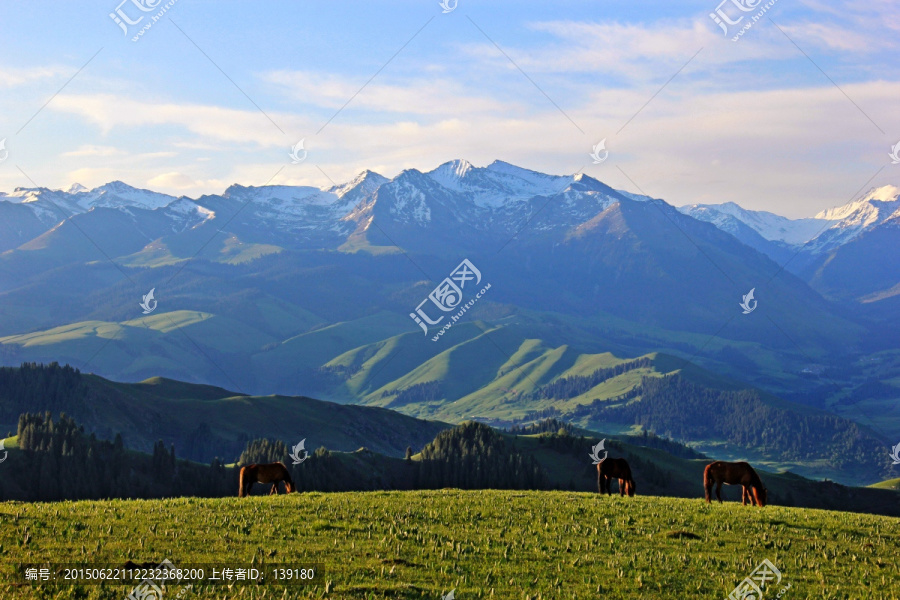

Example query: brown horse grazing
[597,458,636,497]
[238,462,295,497]
[704,461,767,506]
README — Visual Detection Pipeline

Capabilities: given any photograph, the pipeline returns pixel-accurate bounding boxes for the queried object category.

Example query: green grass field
[2,491,898,599]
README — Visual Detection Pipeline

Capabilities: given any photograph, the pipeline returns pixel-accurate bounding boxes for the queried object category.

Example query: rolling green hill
[1,339,895,487]
[0,364,448,464]
[1,491,898,599]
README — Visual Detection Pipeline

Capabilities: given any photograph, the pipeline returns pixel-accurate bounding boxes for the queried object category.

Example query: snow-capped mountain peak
[678,183,900,255]
[679,201,825,246]
[815,185,900,223]
[426,159,478,190]
[330,169,389,199]
[2,167,896,262]
[78,181,176,211]
[424,159,575,208]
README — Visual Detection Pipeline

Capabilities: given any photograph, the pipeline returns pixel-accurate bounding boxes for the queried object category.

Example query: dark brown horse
[597,458,636,497]
[704,461,766,506]
[238,462,295,497]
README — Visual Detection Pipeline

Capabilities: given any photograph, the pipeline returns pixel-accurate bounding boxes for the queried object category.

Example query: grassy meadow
[1,490,898,599]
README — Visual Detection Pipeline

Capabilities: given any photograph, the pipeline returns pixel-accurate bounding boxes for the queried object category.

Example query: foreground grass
[1,491,898,599]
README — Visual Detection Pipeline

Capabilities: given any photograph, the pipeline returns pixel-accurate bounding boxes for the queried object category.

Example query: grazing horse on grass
[238,462,295,497]
[597,457,636,497]
[704,461,766,506]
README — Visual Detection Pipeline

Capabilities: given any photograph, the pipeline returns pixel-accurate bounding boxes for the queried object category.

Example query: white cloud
[50,94,298,146]
[147,172,226,192]
[62,145,122,158]
[19,10,898,218]
[458,18,793,82]
[0,65,68,88]
[27,75,899,217]
[262,70,512,116]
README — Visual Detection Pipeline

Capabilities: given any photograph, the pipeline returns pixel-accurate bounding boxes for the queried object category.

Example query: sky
[0,0,898,217]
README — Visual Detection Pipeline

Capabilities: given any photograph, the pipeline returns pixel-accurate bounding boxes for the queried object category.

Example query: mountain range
[0,160,898,485]
[3,161,896,299]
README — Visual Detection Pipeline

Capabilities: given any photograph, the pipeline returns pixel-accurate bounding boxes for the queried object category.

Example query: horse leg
[619,478,626,496]
[715,482,723,503]
[270,482,279,495]
[750,487,761,506]
[742,486,748,505]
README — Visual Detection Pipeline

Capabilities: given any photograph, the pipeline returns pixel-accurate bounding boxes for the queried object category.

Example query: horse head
[753,486,768,507]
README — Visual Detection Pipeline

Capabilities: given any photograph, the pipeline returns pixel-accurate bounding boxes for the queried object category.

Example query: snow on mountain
[485,160,571,195]
[679,202,825,246]
[330,170,389,199]
[614,189,655,203]
[425,159,572,208]
[0,187,83,224]
[814,185,900,232]
[680,185,900,254]
[220,170,391,234]
[224,183,335,207]
[0,181,177,220]
[72,181,177,211]
[1,167,896,259]
[161,198,216,232]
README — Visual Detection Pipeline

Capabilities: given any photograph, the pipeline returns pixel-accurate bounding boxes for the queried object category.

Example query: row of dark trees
[1,414,549,501]
[381,381,443,408]
[5,410,897,515]
[0,363,87,426]
[417,421,546,489]
[531,357,653,400]
[4,412,232,500]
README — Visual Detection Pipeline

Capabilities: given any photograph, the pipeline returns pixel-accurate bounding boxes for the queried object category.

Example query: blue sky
[0,0,898,216]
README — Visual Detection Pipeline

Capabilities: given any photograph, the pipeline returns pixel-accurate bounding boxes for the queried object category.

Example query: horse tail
[238,466,248,498]
[703,463,715,502]
[703,463,714,487]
